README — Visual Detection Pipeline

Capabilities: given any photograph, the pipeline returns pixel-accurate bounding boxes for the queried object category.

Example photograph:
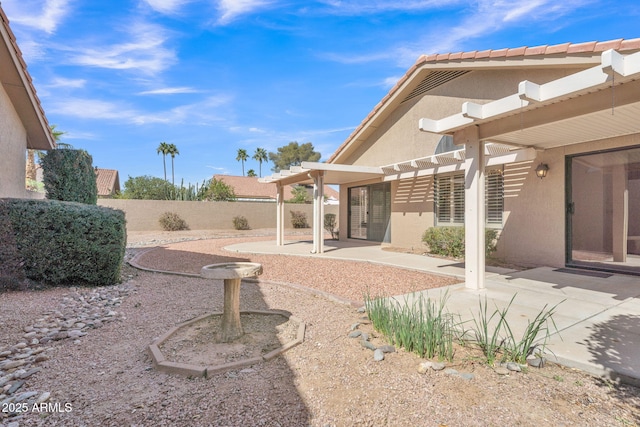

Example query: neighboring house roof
[214,175,338,201]
[0,6,55,150]
[328,38,640,164]
[95,168,121,197]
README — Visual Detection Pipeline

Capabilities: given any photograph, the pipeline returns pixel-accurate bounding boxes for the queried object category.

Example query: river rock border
[0,283,133,423]
[149,310,306,378]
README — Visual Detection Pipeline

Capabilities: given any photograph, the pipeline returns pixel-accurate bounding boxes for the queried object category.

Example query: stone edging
[148,310,306,378]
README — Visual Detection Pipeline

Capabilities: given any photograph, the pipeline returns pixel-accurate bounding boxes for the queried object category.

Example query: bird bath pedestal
[200,262,262,343]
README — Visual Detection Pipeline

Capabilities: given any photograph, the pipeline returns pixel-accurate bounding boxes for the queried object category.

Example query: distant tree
[289,185,311,203]
[27,125,65,185]
[247,169,257,177]
[252,147,268,177]
[157,142,171,181]
[120,175,175,200]
[268,142,321,172]
[166,143,179,186]
[236,148,248,176]
[204,178,236,201]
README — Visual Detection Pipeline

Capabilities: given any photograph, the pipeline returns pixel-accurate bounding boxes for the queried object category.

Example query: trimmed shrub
[42,149,98,204]
[422,227,499,259]
[324,213,338,239]
[0,199,126,287]
[290,210,309,228]
[159,212,189,231]
[0,203,27,292]
[232,215,250,230]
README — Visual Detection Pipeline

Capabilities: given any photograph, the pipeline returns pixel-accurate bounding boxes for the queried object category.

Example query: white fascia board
[419,115,474,133]
[300,161,382,174]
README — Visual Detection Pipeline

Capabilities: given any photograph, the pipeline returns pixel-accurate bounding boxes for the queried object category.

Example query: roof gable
[0,6,54,150]
[95,168,121,196]
[328,38,640,165]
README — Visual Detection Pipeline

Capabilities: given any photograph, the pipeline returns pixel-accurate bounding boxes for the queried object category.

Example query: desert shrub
[422,227,499,258]
[290,210,309,228]
[324,213,338,239]
[159,212,189,231]
[0,199,126,287]
[0,203,27,292]
[41,149,98,204]
[232,215,250,230]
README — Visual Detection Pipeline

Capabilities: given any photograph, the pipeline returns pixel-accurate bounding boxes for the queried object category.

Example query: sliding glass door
[567,146,640,274]
[348,183,391,242]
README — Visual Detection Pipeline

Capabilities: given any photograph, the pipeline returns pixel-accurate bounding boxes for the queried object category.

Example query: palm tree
[253,147,268,178]
[166,143,180,186]
[247,169,257,177]
[157,142,171,181]
[236,148,248,176]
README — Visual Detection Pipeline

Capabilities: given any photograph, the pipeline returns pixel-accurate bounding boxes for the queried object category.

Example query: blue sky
[4,0,640,186]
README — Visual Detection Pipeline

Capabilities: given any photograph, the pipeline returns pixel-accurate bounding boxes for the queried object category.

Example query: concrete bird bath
[200,262,263,342]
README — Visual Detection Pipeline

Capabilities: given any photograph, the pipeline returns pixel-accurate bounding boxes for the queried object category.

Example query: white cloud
[315,0,462,14]
[137,87,200,95]
[47,77,87,88]
[389,0,593,66]
[216,0,273,25]
[2,0,71,33]
[67,22,176,75]
[48,98,138,121]
[142,0,192,14]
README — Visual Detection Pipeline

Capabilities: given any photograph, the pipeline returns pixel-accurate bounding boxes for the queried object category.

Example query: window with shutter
[434,168,503,227]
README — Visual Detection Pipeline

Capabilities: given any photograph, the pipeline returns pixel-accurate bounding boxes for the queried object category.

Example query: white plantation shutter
[435,169,503,226]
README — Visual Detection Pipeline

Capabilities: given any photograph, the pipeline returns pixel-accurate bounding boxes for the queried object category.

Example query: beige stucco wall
[0,84,28,198]
[343,68,581,168]
[97,199,338,233]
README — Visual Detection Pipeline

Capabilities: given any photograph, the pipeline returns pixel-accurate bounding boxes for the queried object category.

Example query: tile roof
[214,175,339,201]
[95,168,120,197]
[328,38,640,164]
[0,5,54,149]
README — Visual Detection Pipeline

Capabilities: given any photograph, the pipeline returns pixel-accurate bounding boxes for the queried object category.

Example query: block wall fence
[97,199,339,232]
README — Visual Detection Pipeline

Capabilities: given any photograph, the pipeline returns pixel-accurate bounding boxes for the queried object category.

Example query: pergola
[419,48,640,290]
[259,163,383,253]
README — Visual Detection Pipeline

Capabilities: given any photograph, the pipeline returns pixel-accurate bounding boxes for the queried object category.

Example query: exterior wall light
[535,163,549,179]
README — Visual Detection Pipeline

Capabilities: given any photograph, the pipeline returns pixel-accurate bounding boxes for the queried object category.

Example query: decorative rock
[348,331,362,338]
[23,331,37,339]
[350,323,360,331]
[14,391,38,402]
[460,372,475,381]
[418,361,432,374]
[7,380,25,394]
[360,340,377,351]
[378,345,396,353]
[373,349,385,361]
[360,333,369,341]
[494,366,510,376]
[357,307,366,313]
[431,362,446,371]
[526,355,545,368]
[444,368,459,376]
[36,392,51,404]
[506,362,522,372]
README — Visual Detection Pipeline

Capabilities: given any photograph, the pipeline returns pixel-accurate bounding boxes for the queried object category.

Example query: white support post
[318,172,325,254]
[311,173,319,253]
[458,126,485,290]
[276,183,284,246]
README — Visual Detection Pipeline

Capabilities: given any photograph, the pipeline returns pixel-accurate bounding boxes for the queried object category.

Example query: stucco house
[262,38,640,287]
[0,7,55,198]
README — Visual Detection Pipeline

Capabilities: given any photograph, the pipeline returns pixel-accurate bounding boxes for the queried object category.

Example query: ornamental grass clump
[364,291,457,362]
[468,294,563,365]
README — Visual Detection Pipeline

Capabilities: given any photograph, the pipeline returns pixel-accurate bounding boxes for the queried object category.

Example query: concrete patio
[226,238,640,386]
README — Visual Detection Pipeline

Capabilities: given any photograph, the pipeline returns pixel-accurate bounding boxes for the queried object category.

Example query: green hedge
[42,149,98,204]
[0,199,126,287]
[422,226,498,259]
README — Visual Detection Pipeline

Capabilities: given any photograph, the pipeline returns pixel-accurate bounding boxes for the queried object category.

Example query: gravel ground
[2,230,639,426]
